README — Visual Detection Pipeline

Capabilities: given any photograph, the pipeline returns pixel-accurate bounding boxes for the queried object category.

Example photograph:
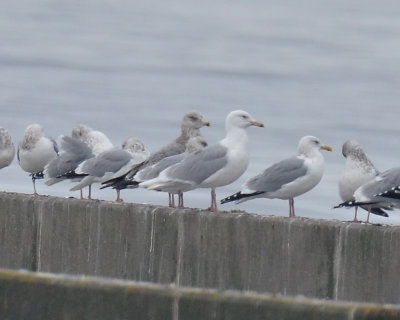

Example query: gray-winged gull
[140,110,264,212]
[136,136,208,207]
[44,135,94,187]
[70,137,150,201]
[221,135,332,218]
[46,124,114,198]
[17,124,59,195]
[0,127,15,169]
[336,140,388,222]
[101,111,210,207]
[335,166,400,222]
[71,124,113,156]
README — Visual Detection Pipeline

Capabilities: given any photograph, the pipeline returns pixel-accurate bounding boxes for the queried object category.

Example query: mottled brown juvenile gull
[221,136,332,218]
[70,137,150,201]
[0,127,15,169]
[140,110,264,212]
[18,124,59,195]
[101,111,210,204]
[136,136,208,207]
[336,140,388,222]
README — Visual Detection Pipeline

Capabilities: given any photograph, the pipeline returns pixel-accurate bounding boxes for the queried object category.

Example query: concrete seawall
[1,269,400,320]
[0,192,399,305]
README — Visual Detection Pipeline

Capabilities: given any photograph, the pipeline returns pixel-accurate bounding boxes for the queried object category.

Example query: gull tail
[58,171,88,179]
[30,172,44,180]
[333,200,359,209]
[333,200,379,209]
[100,176,138,190]
[334,200,389,217]
[220,191,263,205]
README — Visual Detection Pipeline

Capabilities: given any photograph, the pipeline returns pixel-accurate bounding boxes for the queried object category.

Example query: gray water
[1,0,400,224]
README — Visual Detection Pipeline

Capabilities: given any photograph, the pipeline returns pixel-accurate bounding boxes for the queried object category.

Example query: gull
[70,137,150,201]
[71,124,113,156]
[0,127,15,170]
[136,136,208,207]
[44,135,94,188]
[45,124,114,198]
[337,140,388,222]
[140,110,264,212]
[335,167,400,222]
[221,136,332,218]
[101,111,210,206]
[18,124,59,195]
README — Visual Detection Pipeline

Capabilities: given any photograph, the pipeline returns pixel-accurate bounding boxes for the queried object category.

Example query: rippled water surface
[1,0,400,224]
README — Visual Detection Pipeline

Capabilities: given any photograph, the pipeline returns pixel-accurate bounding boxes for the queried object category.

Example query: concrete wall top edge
[1,268,400,313]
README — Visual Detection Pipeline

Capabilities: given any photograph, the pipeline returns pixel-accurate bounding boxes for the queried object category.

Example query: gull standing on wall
[140,110,264,212]
[70,137,150,201]
[221,136,332,217]
[136,136,208,207]
[336,140,388,222]
[335,167,400,222]
[101,111,210,206]
[18,124,59,195]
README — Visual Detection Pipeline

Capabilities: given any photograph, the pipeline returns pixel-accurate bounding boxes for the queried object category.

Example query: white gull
[221,135,332,218]
[18,124,59,195]
[140,110,264,212]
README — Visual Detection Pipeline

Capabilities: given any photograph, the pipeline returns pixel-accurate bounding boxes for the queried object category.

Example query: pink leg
[289,198,295,218]
[116,189,123,202]
[210,188,218,213]
[80,189,84,200]
[353,207,359,222]
[366,208,371,223]
[178,192,184,208]
[88,185,92,200]
[169,193,175,208]
[32,178,39,196]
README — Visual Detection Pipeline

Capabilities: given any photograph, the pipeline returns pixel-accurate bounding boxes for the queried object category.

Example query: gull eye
[189,115,198,121]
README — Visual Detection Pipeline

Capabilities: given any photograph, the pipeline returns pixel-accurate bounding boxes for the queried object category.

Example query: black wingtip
[220,191,263,205]
[375,186,400,200]
[220,192,242,204]
[369,207,389,217]
[333,200,356,209]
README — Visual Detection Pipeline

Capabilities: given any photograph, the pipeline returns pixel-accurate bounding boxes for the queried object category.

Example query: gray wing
[48,136,59,155]
[245,156,307,193]
[136,153,185,181]
[81,148,132,177]
[125,139,186,180]
[360,167,400,200]
[165,144,228,185]
[45,136,93,178]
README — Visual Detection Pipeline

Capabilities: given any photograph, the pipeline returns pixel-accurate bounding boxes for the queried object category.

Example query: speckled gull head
[181,111,210,132]
[0,127,15,169]
[185,136,208,153]
[342,140,374,165]
[122,137,150,161]
[20,124,44,150]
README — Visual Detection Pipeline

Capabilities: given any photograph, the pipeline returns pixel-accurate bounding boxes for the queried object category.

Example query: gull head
[298,135,332,157]
[182,111,210,130]
[225,110,264,131]
[122,137,150,158]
